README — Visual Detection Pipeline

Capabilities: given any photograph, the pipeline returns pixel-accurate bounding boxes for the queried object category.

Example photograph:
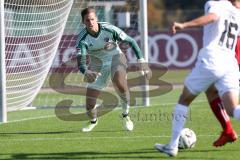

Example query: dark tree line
[164,0,207,10]
[147,0,208,30]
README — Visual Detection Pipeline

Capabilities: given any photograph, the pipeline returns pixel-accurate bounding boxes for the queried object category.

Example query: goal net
[4,0,74,111]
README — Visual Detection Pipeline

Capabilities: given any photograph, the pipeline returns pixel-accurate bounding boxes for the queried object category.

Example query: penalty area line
[7,115,57,123]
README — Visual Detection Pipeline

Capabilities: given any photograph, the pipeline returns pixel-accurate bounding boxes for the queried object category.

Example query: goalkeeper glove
[83,70,101,83]
[137,58,152,80]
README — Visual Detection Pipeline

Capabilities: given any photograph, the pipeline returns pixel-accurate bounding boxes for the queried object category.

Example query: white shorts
[185,48,239,97]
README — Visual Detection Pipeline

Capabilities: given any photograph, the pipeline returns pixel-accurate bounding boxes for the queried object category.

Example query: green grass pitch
[1,88,240,160]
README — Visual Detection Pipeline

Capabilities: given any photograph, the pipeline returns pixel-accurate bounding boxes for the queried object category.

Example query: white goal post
[0,0,7,123]
[139,0,149,106]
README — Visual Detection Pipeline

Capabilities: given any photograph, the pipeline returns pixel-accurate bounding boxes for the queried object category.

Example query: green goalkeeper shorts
[87,53,127,90]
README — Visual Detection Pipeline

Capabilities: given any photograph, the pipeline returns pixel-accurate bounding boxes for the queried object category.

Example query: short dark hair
[81,7,96,21]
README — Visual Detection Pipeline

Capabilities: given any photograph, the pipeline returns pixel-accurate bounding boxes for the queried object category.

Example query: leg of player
[205,85,237,147]
[215,61,240,118]
[112,70,133,131]
[222,91,240,121]
[81,87,101,132]
[155,86,197,157]
[238,64,240,81]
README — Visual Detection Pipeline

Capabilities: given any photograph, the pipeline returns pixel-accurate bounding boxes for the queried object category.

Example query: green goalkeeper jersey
[76,22,143,74]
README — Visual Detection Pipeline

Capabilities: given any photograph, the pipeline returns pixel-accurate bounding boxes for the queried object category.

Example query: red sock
[210,97,233,133]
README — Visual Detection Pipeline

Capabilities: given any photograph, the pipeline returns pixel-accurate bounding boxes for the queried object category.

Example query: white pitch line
[6,99,207,124]
[7,115,57,123]
[0,134,229,142]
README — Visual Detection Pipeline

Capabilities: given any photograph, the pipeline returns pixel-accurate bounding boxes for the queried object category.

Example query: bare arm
[171,13,218,34]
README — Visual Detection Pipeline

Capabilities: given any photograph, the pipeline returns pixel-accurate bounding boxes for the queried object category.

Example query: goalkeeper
[76,7,152,132]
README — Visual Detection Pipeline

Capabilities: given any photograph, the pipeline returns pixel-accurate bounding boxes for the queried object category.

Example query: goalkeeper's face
[83,12,99,35]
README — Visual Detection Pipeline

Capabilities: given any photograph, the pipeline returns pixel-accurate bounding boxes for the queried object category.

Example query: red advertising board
[5,29,203,72]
